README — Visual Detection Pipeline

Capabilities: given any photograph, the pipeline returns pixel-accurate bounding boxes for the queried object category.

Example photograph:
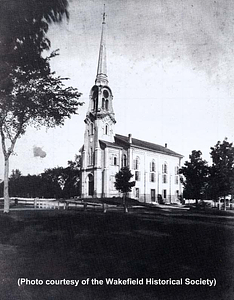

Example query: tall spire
[95,5,108,86]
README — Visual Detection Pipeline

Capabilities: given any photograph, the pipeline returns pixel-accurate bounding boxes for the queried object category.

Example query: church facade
[80,13,183,203]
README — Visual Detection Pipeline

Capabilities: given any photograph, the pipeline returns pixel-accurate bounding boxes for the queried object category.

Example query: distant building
[80,12,183,203]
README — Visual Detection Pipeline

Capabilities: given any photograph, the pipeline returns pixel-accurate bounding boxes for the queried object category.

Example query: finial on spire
[102,4,106,24]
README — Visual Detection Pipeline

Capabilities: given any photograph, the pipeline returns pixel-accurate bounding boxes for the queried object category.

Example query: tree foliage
[1,65,82,145]
[42,162,80,198]
[209,138,234,201]
[10,169,22,180]
[180,139,234,208]
[179,150,209,201]
[0,0,69,80]
[114,167,135,194]
[0,155,81,199]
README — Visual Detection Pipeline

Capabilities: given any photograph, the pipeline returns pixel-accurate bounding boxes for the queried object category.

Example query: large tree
[179,150,209,205]
[0,1,82,212]
[0,0,69,79]
[114,167,135,213]
[42,161,80,199]
[210,138,234,210]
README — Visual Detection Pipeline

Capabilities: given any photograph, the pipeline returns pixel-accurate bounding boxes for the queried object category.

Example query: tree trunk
[3,157,10,213]
[1,127,21,213]
[123,193,128,213]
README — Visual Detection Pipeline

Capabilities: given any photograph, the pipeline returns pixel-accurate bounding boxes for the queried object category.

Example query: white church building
[80,12,183,203]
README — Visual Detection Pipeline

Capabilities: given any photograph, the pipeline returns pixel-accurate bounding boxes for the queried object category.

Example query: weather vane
[102,4,106,24]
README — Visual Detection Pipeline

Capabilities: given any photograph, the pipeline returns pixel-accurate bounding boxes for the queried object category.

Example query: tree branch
[0,127,7,158]
[7,124,23,157]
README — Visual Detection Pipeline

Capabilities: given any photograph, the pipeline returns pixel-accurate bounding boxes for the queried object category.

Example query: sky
[1,0,234,179]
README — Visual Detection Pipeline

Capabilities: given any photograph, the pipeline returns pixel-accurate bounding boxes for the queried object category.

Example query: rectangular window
[110,176,115,191]
[151,189,156,202]
[135,171,140,181]
[175,175,179,184]
[133,160,136,170]
[150,173,155,182]
[163,174,167,184]
[133,158,139,170]
[163,189,167,199]
[136,188,139,198]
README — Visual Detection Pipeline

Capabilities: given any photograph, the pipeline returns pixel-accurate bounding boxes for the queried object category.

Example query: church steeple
[84,5,115,148]
[95,5,108,86]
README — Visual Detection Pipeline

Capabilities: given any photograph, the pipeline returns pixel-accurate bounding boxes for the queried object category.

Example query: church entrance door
[151,189,156,202]
[88,174,94,196]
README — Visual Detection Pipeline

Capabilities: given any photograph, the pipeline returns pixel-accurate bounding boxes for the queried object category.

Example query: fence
[0,197,105,211]
[184,199,233,210]
[0,197,63,209]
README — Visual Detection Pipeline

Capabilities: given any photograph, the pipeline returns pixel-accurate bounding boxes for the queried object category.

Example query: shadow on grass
[0,210,233,300]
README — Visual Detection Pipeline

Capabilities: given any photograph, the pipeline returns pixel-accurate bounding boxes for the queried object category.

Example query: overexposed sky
[1,0,234,179]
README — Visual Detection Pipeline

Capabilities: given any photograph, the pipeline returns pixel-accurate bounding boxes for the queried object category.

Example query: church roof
[99,140,123,149]
[115,134,183,158]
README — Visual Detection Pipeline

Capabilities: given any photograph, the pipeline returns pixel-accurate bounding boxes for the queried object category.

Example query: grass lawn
[0,209,233,300]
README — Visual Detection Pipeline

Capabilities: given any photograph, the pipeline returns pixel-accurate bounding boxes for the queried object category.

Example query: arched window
[162,162,167,183]
[112,154,117,166]
[163,162,167,174]
[88,174,94,196]
[91,123,94,135]
[105,124,108,135]
[151,160,155,172]
[134,157,140,170]
[105,99,109,110]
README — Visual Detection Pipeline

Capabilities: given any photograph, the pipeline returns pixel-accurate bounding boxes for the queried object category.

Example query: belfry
[80,10,183,203]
